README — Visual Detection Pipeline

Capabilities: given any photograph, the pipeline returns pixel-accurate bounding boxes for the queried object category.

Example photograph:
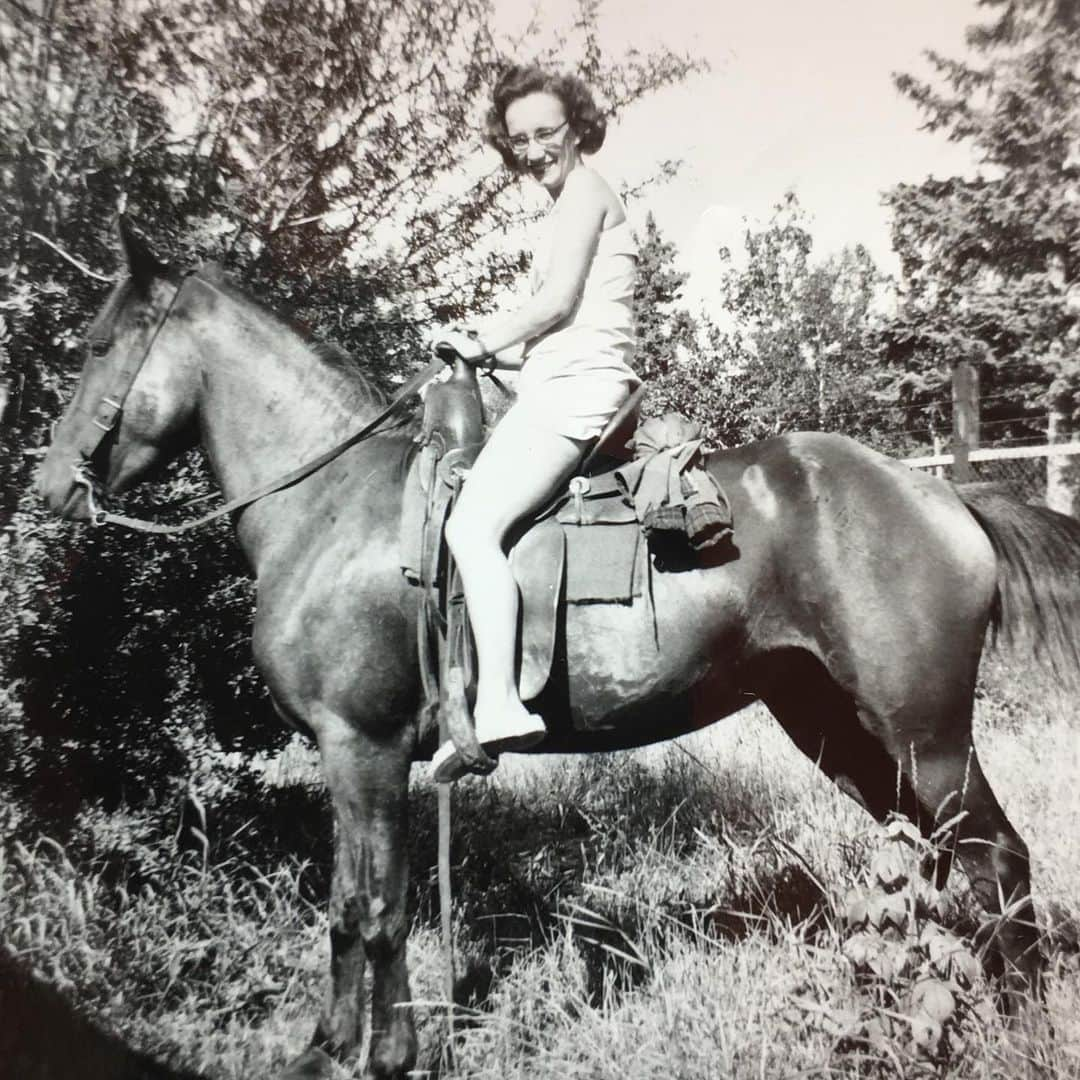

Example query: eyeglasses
[507,120,569,156]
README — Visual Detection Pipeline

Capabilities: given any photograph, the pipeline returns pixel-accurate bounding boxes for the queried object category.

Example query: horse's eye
[89,340,111,358]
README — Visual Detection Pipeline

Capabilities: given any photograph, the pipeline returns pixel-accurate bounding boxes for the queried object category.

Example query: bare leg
[437,405,585,778]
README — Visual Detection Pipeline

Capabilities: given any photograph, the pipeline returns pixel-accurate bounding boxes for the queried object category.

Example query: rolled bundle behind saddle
[616,413,733,552]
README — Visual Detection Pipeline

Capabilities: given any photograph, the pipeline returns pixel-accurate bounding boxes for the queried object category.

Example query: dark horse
[37,228,1077,1078]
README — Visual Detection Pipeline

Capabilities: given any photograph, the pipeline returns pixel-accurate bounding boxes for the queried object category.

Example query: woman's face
[503,91,580,197]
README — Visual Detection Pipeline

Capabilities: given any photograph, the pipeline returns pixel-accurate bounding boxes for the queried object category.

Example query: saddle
[401,361,732,769]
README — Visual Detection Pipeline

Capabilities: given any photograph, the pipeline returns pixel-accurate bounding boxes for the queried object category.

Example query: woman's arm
[439,169,611,368]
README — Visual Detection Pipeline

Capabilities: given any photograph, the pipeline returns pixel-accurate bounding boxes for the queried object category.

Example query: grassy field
[2,654,1080,1079]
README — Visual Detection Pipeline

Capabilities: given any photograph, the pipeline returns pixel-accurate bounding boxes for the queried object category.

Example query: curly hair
[485,64,607,172]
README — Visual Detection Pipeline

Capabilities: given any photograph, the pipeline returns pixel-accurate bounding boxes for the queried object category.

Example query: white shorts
[513,367,639,441]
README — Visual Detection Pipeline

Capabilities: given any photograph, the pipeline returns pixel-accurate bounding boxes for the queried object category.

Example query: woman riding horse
[35,70,1066,1080]
[433,64,640,782]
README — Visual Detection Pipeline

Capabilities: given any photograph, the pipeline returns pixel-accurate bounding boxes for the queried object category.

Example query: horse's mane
[197,264,388,411]
[309,342,386,411]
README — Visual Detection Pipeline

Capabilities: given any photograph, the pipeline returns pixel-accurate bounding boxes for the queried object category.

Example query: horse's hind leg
[302,709,416,1080]
[754,648,1041,1012]
[901,739,1041,1012]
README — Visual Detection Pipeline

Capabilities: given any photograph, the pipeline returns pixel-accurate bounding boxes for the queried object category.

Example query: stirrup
[432,716,546,784]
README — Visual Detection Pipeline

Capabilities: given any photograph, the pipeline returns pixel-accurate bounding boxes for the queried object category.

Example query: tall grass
[2,653,1079,1078]
[406,694,1080,1080]
[0,796,327,1077]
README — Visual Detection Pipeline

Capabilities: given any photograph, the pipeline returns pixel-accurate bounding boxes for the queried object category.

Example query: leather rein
[68,271,448,535]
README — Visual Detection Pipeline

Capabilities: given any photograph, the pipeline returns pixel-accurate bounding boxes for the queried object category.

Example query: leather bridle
[68,271,193,521]
[65,271,447,535]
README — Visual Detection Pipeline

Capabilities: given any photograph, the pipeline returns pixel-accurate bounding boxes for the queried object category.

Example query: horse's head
[36,222,201,521]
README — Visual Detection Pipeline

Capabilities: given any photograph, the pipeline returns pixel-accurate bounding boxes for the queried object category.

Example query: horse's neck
[195,301,380,501]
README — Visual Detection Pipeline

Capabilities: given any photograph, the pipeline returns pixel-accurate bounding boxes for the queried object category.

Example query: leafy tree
[1,0,704,475]
[883,0,1080,445]
[0,0,704,818]
[2,0,702,463]
[647,194,891,450]
[0,484,263,821]
[1,1,186,523]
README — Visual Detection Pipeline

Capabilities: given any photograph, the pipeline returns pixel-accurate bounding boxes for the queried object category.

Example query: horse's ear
[117,216,168,293]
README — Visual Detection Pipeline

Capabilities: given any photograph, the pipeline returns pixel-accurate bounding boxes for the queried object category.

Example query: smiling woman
[432,64,641,782]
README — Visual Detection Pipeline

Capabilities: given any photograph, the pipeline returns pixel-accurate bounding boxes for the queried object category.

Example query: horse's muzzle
[34,454,97,522]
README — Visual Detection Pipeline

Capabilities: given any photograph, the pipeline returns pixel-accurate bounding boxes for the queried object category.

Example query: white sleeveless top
[519,211,639,395]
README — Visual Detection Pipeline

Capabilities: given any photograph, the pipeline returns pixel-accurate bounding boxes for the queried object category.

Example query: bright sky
[494,0,982,311]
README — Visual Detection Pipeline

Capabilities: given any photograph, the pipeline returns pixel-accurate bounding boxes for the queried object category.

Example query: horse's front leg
[306,714,416,1080]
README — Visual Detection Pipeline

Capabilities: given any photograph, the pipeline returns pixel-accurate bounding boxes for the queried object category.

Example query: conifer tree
[632,212,699,385]
[631,212,714,429]
[883,0,1080,441]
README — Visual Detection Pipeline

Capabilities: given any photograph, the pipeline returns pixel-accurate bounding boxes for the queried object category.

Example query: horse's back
[708,431,995,589]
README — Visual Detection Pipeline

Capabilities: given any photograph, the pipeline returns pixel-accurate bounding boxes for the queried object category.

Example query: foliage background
[0,0,700,818]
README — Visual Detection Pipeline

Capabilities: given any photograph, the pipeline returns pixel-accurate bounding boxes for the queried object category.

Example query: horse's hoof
[278,1047,336,1079]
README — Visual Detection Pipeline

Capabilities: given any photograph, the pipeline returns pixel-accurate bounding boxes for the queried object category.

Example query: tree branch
[0,0,47,26]
[27,232,115,282]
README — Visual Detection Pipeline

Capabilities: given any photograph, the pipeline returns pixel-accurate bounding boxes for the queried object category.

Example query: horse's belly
[562,567,744,731]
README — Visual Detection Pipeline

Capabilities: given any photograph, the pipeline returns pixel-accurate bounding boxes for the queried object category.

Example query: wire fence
[965,456,1048,503]
[902,442,1080,511]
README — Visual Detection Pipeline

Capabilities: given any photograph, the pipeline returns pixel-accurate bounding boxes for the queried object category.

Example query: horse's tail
[959,486,1080,682]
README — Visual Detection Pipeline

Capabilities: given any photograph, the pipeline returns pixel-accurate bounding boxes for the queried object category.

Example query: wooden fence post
[951,362,979,483]
[1047,400,1077,514]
